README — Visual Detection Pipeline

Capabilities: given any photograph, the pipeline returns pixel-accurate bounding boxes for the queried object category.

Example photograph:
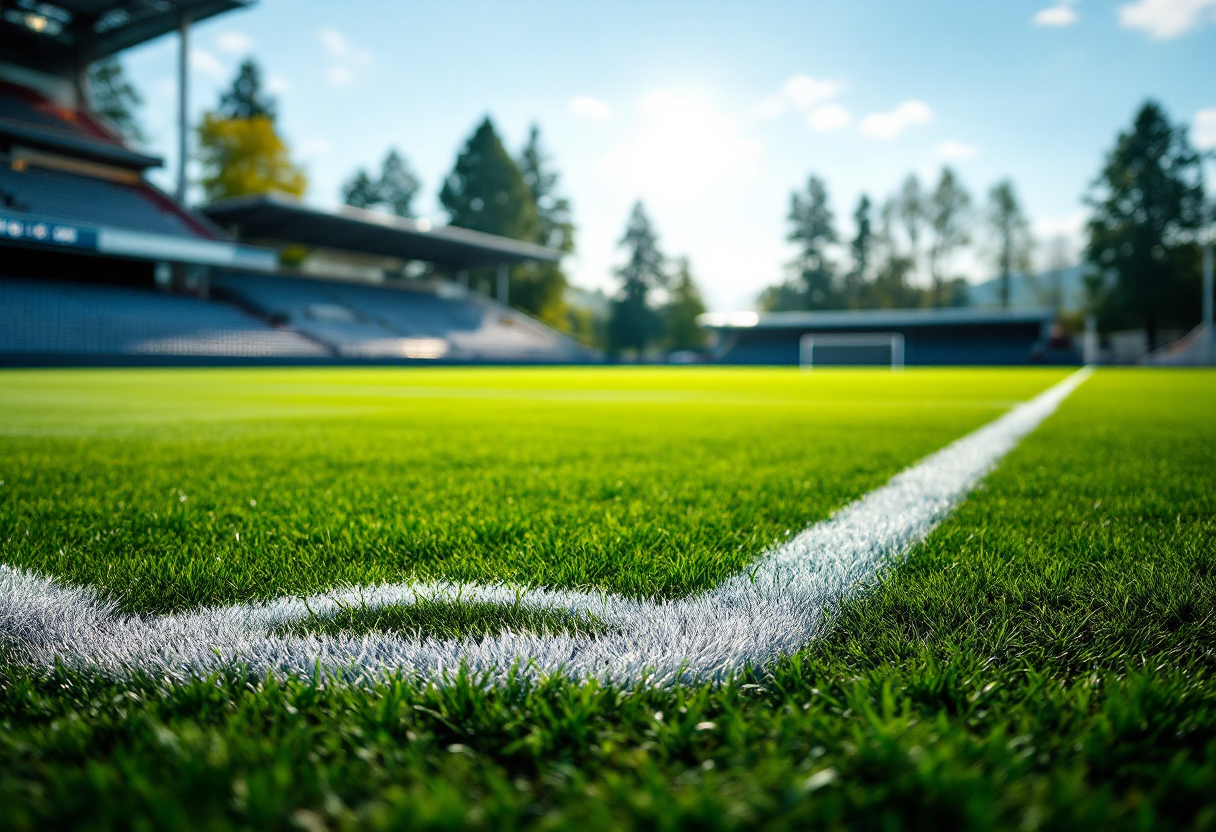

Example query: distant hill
[968,266,1088,314]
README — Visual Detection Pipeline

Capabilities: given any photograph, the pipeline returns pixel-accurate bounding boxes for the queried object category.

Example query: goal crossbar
[799,332,905,370]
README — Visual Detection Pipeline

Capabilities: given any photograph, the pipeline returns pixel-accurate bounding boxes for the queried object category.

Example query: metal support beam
[176,13,191,205]
[497,264,509,306]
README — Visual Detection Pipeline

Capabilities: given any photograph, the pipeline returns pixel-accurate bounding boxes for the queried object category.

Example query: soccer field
[2,367,1214,829]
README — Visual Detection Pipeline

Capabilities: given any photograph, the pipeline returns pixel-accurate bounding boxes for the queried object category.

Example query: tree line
[760,168,1033,313]
[182,59,707,353]
[761,100,1210,353]
[91,57,1211,354]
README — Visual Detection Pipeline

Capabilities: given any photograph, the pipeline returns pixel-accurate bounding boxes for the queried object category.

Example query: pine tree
[1086,101,1204,349]
[896,174,926,284]
[440,118,539,241]
[927,168,972,307]
[88,57,144,143]
[217,60,277,121]
[342,150,420,217]
[378,150,420,217]
[513,125,574,327]
[609,202,665,355]
[843,194,874,304]
[662,257,708,351]
[985,180,1033,308]
[342,170,379,209]
[519,125,574,254]
[787,175,838,309]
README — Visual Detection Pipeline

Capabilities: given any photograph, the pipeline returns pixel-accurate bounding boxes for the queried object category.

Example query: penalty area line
[0,368,1093,688]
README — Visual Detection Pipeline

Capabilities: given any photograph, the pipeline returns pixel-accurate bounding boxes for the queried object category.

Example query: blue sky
[121,0,1216,311]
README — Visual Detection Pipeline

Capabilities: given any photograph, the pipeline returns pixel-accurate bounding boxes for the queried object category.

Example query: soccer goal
[799,332,905,370]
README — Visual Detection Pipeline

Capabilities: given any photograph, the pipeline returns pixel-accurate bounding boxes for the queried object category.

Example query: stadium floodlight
[799,332,905,370]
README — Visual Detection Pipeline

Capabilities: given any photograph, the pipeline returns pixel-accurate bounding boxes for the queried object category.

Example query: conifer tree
[788,175,838,308]
[88,57,144,143]
[985,180,1033,308]
[341,170,380,210]
[1086,101,1204,349]
[378,150,420,217]
[440,117,539,241]
[342,150,420,217]
[662,257,708,351]
[844,194,874,303]
[927,167,972,307]
[513,125,574,326]
[609,202,665,354]
[217,60,277,121]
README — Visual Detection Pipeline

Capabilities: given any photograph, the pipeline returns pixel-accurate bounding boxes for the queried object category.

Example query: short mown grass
[2,367,1213,830]
[273,599,610,641]
[0,367,1057,612]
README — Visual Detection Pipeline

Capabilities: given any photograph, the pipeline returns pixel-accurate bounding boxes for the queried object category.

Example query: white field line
[0,368,1092,688]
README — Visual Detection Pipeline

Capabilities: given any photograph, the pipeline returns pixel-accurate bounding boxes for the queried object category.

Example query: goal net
[799,333,905,370]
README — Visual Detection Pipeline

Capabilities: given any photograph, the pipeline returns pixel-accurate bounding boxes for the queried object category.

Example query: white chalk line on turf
[0,368,1092,687]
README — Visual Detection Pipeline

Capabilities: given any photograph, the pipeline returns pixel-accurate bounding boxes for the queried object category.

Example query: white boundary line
[0,369,1092,687]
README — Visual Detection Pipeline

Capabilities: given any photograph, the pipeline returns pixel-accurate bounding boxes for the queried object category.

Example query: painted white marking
[0,369,1091,687]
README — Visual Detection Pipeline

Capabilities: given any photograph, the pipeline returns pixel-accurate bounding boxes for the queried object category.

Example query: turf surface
[0,367,1061,615]
[2,367,1214,830]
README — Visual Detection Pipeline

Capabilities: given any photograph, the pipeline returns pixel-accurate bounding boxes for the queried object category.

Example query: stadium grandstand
[699,307,1080,366]
[1,0,591,365]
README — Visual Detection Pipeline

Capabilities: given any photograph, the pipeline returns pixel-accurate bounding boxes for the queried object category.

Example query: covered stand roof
[2,0,249,73]
[202,194,563,269]
[699,307,1055,331]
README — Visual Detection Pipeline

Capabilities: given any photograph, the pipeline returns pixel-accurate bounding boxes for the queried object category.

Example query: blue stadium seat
[0,166,203,238]
[213,273,592,362]
[0,278,329,357]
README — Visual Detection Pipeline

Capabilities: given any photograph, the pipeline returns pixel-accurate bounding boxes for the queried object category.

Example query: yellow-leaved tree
[196,60,306,204]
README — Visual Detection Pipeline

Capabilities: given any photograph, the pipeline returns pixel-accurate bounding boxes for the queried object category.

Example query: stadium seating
[0,277,328,358]
[0,80,121,144]
[0,165,205,238]
[213,272,593,362]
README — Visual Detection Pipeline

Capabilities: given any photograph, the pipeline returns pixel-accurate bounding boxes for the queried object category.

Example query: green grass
[2,367,1214,830]
[273,599,610,641]
[0,367,1061,613]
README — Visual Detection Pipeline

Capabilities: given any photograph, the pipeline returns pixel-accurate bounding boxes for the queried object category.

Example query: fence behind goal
[799,333,905,370]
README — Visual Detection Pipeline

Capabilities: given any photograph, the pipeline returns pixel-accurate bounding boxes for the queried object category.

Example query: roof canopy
[699,307,1054,330]
[2,0,249,73]
[202,194,563,270]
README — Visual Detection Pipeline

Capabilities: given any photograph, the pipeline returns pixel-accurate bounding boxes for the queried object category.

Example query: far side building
[700,308,1079,366]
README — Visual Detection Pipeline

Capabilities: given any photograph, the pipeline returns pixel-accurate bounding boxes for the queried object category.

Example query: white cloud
[1118,0,1216,38]
[757,74,840,119]
[569,95,613,121]
[937,140,979,161]
[297,138,332,159]
[189,47,225,79]
[216,31,253,53]
[859,100,933,140]
[806,104,851,132]
[319,28,371,85]
[1033,5,1080,26]
[327,66,355,86]
[266,75,291,95]
[1194,107,1216,150]
[319,29,353,59]
[597,91,761,202]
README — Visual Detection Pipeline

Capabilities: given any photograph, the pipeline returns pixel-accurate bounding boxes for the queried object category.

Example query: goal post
[799,332,905,370]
